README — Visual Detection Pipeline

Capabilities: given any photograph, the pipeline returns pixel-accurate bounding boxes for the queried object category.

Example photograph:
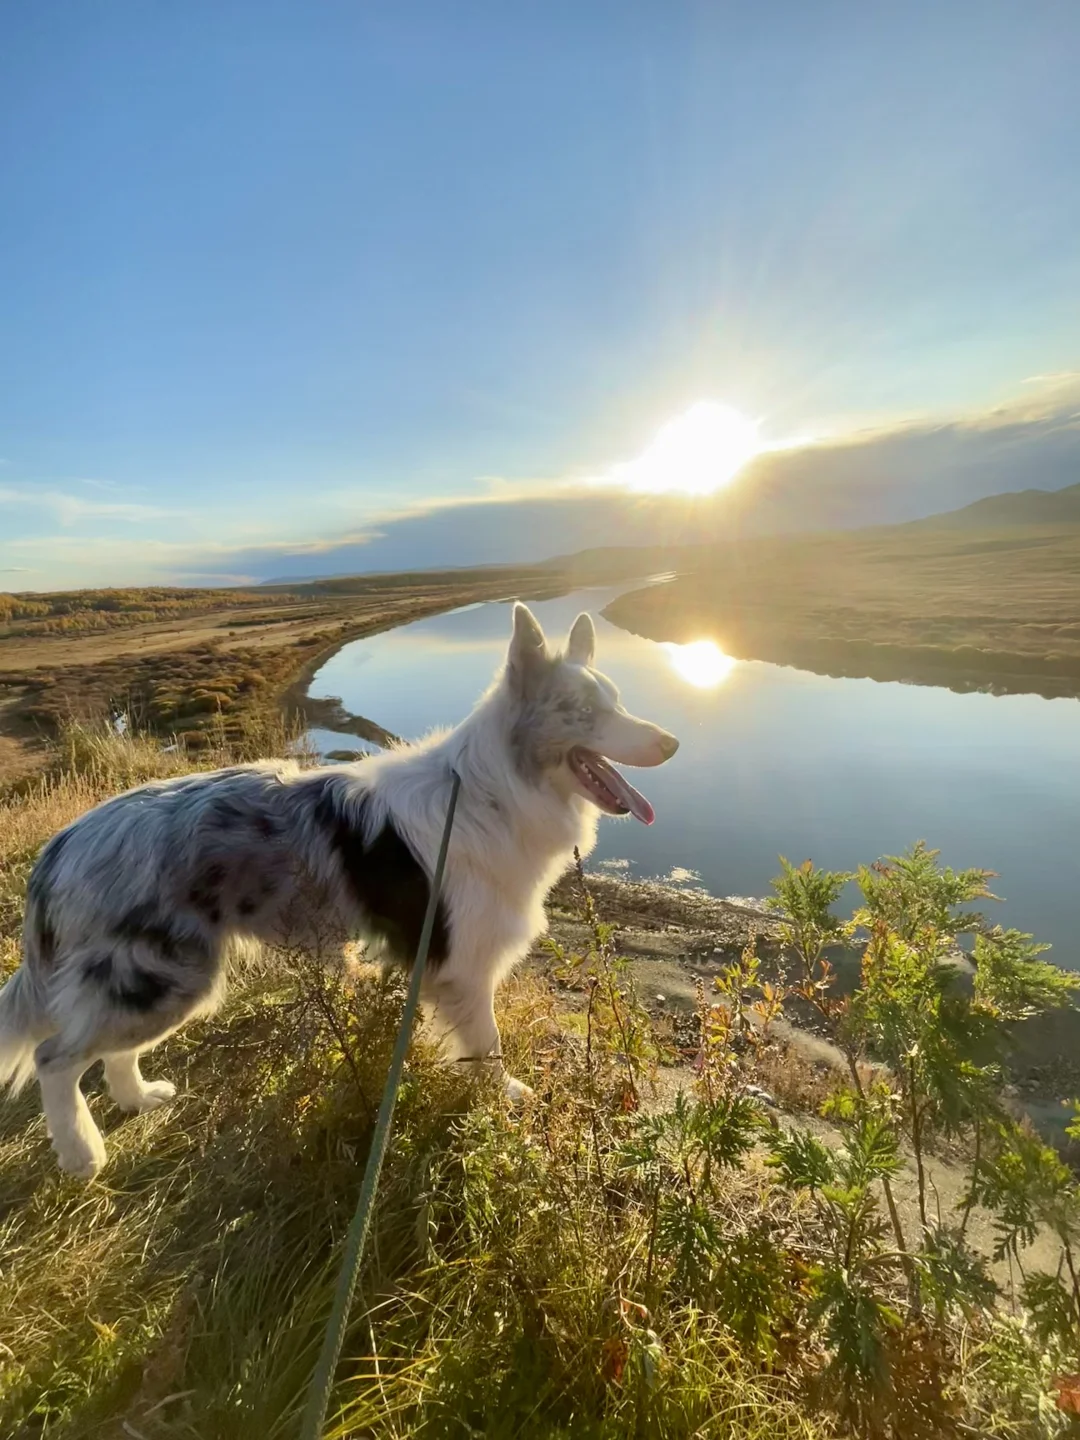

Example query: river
[306,585,1080,970]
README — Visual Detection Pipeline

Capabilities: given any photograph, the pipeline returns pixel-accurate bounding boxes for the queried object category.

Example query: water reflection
[663,639,737,689]
[307,585,1080,969]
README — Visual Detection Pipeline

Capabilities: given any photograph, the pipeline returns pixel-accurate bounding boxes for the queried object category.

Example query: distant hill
[250,479,1080,603]
[903,480,1080,530]
[533,481,1080,582]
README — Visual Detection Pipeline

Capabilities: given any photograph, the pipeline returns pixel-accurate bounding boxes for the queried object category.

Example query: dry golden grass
[0,562,587,783]
[0,728,1072,1437]
[0,586,279,638]
[0,729,834,1439]
[605,522,1080,696]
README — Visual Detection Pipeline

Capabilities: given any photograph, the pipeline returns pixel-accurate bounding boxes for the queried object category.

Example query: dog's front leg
[422,972,531,1101]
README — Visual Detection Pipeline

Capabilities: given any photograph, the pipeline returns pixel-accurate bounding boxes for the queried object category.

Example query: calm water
[308,587,1080,970]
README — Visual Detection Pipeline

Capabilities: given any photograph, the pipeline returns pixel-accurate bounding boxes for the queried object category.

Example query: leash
[299,768,463,1440]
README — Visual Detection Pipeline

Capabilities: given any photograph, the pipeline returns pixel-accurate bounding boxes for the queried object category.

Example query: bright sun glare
[607,400,761,496]
[663,640,737,689]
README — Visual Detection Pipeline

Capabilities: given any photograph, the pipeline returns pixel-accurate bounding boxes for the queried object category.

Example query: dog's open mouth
[568,747,655,825]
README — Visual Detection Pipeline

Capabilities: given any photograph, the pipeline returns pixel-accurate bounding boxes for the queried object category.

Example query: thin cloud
[168,570,265,586]
[77,477,149,496]
[0,526,388,591]
[0,484,186,524]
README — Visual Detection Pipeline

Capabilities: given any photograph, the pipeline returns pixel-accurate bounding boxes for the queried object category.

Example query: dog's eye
[580,704,593,718]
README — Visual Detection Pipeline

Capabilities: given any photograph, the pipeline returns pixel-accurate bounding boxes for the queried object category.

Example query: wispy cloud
[1022,371,1080,386]
[0,484,186,524]
[77,476,149,495]
[0,526,385,591]
[168,571,266,585]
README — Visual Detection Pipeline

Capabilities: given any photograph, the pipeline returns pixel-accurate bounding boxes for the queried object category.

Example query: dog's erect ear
[566,612,596,667]
[507,603,549,692]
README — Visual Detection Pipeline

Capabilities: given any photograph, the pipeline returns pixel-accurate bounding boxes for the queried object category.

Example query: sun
[663,640,737,689]
[607,401,761,496]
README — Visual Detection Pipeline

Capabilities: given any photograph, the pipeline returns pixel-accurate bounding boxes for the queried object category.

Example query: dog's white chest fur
[448,788,598,979]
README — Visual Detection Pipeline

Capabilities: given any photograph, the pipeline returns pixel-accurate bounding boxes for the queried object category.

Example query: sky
[2,1,1079,589]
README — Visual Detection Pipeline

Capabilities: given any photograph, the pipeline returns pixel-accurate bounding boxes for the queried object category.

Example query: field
[2,726,1080,1436]
[0,561,624,785]
[603,522,1080,697]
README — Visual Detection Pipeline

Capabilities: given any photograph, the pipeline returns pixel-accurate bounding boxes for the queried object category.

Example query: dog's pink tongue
[591,755,655,826]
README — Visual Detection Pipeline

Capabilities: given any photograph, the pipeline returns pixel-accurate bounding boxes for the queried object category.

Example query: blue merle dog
[0,605,677,1177]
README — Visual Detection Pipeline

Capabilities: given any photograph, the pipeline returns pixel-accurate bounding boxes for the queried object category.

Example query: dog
[0,603,678,1178]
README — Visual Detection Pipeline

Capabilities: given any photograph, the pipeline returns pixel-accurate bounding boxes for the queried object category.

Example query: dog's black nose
[659,732,680,759]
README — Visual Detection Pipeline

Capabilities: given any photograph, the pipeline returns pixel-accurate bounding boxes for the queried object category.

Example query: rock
[743,1084,778,1107]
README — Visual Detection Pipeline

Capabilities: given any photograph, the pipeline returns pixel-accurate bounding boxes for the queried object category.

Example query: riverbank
[603,522,1080,698]
[544,869,1080,1147]
[7,559,1078,1121]
[539,874,1071,1286]
[0,561,606,785]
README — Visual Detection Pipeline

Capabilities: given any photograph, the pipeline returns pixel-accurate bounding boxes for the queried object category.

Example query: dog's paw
[109,1074,177,1112]
[53,1127,107,1180]
[126,1079,177,1113]
[503,1075,534,1105]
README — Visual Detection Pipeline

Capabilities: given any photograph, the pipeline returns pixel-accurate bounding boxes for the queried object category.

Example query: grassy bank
[2,728,1080,1436]
[602,522,1080,697]
[0,730,824,1439]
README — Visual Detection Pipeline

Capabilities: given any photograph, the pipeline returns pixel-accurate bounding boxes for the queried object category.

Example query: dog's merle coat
[32,768,449,1021]
[0,605,677,1177]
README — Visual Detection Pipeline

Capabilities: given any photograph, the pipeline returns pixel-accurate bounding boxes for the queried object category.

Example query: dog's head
[502,603,678,825]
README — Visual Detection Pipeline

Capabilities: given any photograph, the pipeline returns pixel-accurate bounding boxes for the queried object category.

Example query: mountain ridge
[898,479,1080,531]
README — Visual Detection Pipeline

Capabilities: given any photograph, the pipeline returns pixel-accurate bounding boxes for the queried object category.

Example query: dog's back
[26,762,305,964]
[1,756,447,1092]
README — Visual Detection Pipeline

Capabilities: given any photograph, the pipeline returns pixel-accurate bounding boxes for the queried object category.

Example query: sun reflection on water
[662,639,737,689]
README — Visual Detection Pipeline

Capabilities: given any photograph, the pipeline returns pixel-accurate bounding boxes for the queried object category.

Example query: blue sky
[2,1,1078,587]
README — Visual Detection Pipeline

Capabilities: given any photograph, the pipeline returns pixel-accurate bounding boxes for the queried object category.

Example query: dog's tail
[2,852,60,1093]
[0,966,48,1094]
